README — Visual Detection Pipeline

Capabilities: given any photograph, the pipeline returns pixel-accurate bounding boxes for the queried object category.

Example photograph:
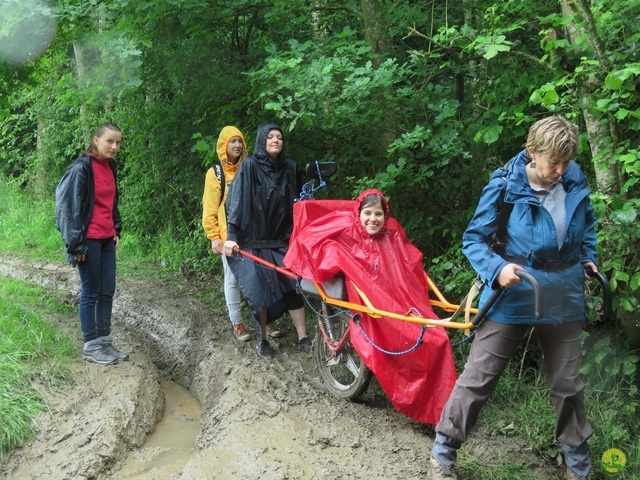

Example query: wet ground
[0,256,565,479]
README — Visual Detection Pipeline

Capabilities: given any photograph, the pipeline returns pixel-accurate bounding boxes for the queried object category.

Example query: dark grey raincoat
[225,123,304,313]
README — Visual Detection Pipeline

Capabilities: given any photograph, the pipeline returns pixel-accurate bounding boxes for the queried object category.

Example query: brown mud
[0,256,566,479]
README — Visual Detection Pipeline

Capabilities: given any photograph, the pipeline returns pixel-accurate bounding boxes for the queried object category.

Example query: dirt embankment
[0,257,560,479]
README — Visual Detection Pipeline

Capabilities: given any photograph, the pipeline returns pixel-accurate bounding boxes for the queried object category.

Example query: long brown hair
[84,122,122,157]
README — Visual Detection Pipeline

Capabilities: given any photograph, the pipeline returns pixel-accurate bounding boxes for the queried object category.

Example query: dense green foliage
[1,0,638,318]
[0,0,638,474]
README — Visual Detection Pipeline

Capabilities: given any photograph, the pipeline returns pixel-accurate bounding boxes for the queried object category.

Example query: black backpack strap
[490,156,516,251]
[214,164,225,206]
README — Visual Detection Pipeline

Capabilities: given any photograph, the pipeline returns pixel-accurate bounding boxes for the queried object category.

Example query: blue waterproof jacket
[463,150,598,324]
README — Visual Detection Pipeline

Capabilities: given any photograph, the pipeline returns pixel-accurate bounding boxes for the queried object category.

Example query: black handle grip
[471,270,543,326]
[584,268,612,316]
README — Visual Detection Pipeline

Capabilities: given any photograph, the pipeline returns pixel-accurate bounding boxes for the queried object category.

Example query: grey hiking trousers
[436,320,592,448]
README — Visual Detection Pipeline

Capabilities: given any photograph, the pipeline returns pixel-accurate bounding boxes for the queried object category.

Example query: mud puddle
[113,381,201,479]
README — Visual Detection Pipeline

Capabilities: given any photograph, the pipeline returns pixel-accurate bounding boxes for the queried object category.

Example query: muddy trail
[0,256,563,480]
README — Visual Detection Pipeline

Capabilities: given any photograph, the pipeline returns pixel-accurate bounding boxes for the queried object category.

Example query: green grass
[0,277,77,459]
[0,180,62,260]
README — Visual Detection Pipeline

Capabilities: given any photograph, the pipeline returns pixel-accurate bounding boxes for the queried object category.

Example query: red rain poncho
[284,190,457,424]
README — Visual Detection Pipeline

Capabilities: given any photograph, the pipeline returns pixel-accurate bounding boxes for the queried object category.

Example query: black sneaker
[256,340,272,358]
[298,337,312,353]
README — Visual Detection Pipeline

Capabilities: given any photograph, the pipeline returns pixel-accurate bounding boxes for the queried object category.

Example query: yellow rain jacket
[202,126,248,242]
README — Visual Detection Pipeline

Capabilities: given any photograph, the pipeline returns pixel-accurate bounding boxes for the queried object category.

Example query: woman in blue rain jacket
[430,116,598,480]
[462,146,598,325]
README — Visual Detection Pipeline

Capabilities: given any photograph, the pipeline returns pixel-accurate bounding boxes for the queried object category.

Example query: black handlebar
[305,161,337,181]
[471,270,543,326]
[584,268,612,316]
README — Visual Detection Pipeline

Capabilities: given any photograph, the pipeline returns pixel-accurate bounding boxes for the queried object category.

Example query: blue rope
[451,330,476,347]
[353,317,427,356]
[299,161,327,201]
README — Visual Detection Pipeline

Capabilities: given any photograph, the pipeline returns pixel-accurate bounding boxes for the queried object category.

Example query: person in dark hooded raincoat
[283,189,458,425]
[223,123,311,358]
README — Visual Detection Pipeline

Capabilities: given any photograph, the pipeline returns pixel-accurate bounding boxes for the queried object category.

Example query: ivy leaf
[265,102,283,112]
[613,270,630,283]
[542,89,559,105]
[473,125,503,144]
[604,66,640,90]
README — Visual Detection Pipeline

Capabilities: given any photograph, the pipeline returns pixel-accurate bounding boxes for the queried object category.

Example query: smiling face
[93,129,122,159]
[359,201,385,237]
[226,136,244,164]
[265,129,283,160]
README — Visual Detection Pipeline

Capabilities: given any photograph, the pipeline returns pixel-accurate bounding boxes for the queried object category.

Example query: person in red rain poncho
[284,189,457,424]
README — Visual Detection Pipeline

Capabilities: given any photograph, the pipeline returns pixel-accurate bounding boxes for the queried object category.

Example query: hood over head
[254,123,285,163]
[354,188,390,237]
[216,125,248,166]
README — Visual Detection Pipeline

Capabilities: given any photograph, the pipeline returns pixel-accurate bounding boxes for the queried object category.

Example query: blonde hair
[525,116,578,163]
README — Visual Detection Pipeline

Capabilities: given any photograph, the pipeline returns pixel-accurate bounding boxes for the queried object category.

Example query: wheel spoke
[344,353,360,377]
[313,308,372,399]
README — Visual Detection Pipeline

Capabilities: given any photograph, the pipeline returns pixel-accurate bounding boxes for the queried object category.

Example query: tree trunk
[360,0,395,157]
[560,0,621,194]
[73,41,91,144]
[312,0,327,38]
[360,0,391,61]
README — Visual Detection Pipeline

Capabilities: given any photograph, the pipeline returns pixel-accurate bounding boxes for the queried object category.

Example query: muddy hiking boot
[563,442,591,480]
[256,339,272,358]
[233,323,251,342]
[429,458,457,480]
[83,338,118,365]
[266,323,284,338]
[564,468,589,480]
[100,335,130,361]
[298,337,312,353]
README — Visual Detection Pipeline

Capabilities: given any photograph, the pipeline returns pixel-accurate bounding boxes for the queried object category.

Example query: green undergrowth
[0,277,77,459]
[453,332,639,479]
[0,181,61,261]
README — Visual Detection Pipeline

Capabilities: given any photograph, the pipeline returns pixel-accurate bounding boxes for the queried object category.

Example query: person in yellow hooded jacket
[202,126,252,341]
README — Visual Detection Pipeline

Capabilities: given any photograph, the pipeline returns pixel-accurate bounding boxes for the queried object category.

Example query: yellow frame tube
[309,278,476,330]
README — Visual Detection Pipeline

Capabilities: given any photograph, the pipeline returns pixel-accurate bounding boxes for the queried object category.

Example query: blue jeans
[77,238,116,342]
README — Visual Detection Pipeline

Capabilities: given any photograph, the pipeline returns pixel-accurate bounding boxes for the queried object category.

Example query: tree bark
[360,0,395,157]
[560,0,621,194]
[73,41,91,144]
